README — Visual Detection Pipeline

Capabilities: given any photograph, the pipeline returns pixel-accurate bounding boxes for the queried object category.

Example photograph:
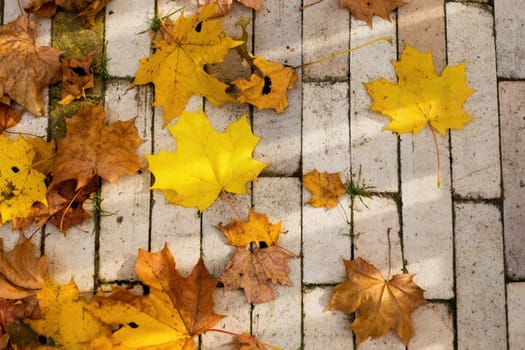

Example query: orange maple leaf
[229,332,282,350]
[303,169,346,209]
[217,209,282,247]
[340,0,405,27]
[327,257,425,345]
[50,104,145,190]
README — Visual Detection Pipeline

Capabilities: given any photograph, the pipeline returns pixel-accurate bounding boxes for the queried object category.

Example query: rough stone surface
[495,0,525,79]
[410,303,454,349]
[508,282,525,350]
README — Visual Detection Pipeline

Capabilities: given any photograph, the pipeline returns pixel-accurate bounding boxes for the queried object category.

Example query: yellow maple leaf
[303,169,346,210]
[217,209,282,247]
[27,278,111,349]
[0,135,47,224]
[364,44,475,135]
[146,109,266,212]
[327,257,426,346]
[233,57,297,113]
[132,4,243,126]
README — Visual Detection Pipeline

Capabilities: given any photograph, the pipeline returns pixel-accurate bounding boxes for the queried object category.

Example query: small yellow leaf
[364,44,475,135]
[147,109,266,211]
[303,169,346,210]
[0,135,47,224]
[217,209,282,247]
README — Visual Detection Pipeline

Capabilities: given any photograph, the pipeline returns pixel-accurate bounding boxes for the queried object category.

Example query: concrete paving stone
[508,282,525,350]
[353,196,403,278]
[401,129,454,299]
[302,0,349,81]
[499,82,525,280]
[495,0,525,78]
[350,17,398,192]
[446,2,500,198]
[201,289,251,350]
[360,332,405,350]
[98,82,152,281]
[454,202,507,350]
[105,0,153,78]
[409,303,454,350]
[303,286,354,350]
[398,0,446,73]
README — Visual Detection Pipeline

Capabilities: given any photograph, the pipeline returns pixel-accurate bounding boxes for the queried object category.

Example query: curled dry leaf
[220,246,293,304]
[340,0,405,27]
[303,169,346,210]
[229,332,282,350]
[217,209,282,247]
[59,54,95,105]
[50,104,145,190]
[327,257,426,345]
[0,16,62,117]
[147,109,266,212]
[198,0,263,17]
[132,4,242,125]
[0,233,48,300]
[0,96,23,133]
[233,57,297,113]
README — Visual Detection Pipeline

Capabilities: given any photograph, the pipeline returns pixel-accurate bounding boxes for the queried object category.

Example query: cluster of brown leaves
[25,0,112,27]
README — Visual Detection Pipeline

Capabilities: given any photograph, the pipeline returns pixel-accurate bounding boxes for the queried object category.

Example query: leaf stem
[429,127,442,188]
[294,36,392,69]
[221,190,244,222]
[299,0,326,10]
[59,187,83,232]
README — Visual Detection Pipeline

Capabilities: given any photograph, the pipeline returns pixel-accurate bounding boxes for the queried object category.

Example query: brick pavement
[1,0,524,349]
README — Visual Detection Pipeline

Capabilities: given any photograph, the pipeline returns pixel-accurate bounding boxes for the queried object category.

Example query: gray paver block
[455,202,507,350]
[499,82,525,280]
[302,0,349,80]
[350,17,398,191]
[409,303,454,350]
[447,2,500,198]
[495,0,525,79]
[508,282,525,350]
[303,287,354,350]
[401,128,454,299]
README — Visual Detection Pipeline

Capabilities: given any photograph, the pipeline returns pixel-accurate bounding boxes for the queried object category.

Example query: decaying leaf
[229,332,282,350]
[198,0,263,17]
[132,4,243,126]
[233,57,297,113]
[364,44,475,135]
[87,245,223,349]
[327,257,426,345]
[303,169,346,210]
[218,209,282,247]
[50,104,145,190]
[0,135,47,225]
[0,97,23,133]
[59,54,95,105]
[340,0,405,27]
[25,0,112,27]
[0,16,62,117]
[147,109,266,212]
[27,278,111,348]
[24,0,57,17]
[220,246,293,304]
[0,233,47,300]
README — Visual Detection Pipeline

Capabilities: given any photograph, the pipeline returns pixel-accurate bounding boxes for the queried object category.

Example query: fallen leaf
[147,109,266,212]
[50,104,145,190]
[27,278,111,348]
[364,44,475,135]
[132,4,243,126]
[0,98,23,133]
[24,0,58,17]
[198,0,263,17]
[220,246,293,304]
[0,135,47,225]
[303,169,346,209]
[26,0,112,27]
[59,54,95,105]
[0,233,47,300]
[229,333,282,350]
[340,0,405,27]
[0,299,27,349]
[0,16,62,116]
[327,257,425,345]
[217,209,282,247]
[87,245,224,349]
[24,137,56,176]
[233,57,297,113]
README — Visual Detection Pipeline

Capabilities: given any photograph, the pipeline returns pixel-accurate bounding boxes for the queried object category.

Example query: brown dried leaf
[26,0,112,27]
[59,54,95,105]
[340,0,405,27]
[220,246,293,304]
[50,104,145,190]
[24,0,58,17]
[303,169,346,209]
[0,99,23,133]
[229,333,282,350]
[0,16,62,116]
[198,0,263,16]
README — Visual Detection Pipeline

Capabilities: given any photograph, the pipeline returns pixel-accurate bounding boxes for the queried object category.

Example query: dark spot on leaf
[195,21,203,32]
[11,166,19,173]
[38,335,47,345]
[70,202,79,209]
[262,76,272,95]
[71,66,87,76]
[143,285,150,295]
[259,241,269,249]
[128,322,139,328]
[217,281,224,288]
